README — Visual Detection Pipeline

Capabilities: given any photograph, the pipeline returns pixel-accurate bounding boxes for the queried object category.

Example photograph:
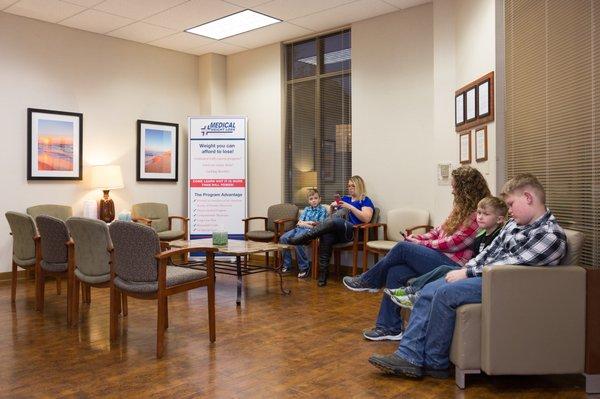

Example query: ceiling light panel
[186,9,281,40]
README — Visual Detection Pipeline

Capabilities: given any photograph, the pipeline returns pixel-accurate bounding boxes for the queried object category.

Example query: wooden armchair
[109,221,216,358]
[364,208,432,266]
[243,203,298,266]
[131,202,188,242]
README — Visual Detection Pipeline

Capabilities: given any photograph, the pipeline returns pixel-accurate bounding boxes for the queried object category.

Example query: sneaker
[281,266,291,273]
[368,353,423,378]
[390,294,416,310]
[342,275,379,293]
[297,269,310,278]
[383,286,410,298]
[363,327,403,341]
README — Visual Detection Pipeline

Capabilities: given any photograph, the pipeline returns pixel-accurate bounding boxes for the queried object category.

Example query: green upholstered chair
[364,207,432,266]
[243,203,299,267]
[108,221,216,358]
[35,215,72,324]
[131,202,188,242]
[66,217,127,327]
[26,204,73,222]
[5,211,37,303]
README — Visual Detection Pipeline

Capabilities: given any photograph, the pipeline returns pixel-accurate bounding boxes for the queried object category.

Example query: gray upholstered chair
[131,202,188,242]
[5,211,37,303]
[66,217,127,327]
[243,203,299,266]
[364,207,432,267]
[109,221,216,358]
[27,204,73,222]
[449,228,600,393]
[35,215,72,324]
[321,207,380,278]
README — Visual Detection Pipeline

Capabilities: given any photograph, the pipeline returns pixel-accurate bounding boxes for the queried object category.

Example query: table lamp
[91,165,124,223]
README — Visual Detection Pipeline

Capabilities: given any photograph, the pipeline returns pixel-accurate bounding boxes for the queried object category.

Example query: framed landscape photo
[27,108,83,180]
[137,120,178,181]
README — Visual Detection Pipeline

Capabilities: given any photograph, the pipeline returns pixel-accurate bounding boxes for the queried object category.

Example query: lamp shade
[91,165,124,190]
[299,171,317,189]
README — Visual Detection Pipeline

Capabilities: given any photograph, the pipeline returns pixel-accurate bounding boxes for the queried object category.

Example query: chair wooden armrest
[406,224,434,235]
[242,216,268,235]
[132,217,152,226]
[274,217,297,238]
[168,216,189,236]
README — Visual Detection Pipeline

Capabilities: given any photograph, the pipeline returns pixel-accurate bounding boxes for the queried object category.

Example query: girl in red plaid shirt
[343,166,490,341]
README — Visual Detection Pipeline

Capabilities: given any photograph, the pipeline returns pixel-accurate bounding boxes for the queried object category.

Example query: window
[284,30,351,206]
[505,0,599,267]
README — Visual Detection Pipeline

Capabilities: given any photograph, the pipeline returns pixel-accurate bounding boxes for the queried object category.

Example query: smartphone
[399,231,407,239]
[334,193,342,204]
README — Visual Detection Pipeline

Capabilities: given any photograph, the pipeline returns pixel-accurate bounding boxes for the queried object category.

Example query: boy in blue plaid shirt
[369,173,567,379]
[279,188,327,278]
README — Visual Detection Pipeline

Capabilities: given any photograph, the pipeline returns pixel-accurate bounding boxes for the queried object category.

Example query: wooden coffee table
[169,239,291,305]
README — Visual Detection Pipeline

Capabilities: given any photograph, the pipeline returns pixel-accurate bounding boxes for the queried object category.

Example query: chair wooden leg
[164,297,169,330]
[334,250,341,278]
[208,280,216,342]
[11,262,17,304]
[311,240,319,280]
[55,276,61,295]
[121,294,128,317]
[71,278,80,327]
[109,286,118,341]
[66,274,73,326]
[264,251,269,267]
[157,294,166,358]
[85,284,91,304]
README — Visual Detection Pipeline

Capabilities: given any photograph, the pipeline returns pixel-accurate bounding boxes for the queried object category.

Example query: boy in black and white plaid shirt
[369,173,567,379]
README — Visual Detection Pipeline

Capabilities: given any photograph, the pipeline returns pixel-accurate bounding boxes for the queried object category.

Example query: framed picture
[27,108,83,180]
[477,79,490,117]
[321,140,335,182]
[475,126,488,162]
[465,87,477,122]
[455,93,465,126]
[459,131,471,164]
[137,120,178,181]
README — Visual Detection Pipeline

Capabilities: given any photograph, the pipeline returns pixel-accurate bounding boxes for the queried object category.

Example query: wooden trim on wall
[455,71,495,132]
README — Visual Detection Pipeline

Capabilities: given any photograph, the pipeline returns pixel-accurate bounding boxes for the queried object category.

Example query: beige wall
[432,0,497,225]
[198,53,227,115]
[352,4,436,218]
[0,12,199,273]
[225,43,283,219]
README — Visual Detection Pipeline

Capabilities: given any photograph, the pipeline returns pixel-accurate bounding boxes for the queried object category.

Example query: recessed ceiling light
[185,10,281,40]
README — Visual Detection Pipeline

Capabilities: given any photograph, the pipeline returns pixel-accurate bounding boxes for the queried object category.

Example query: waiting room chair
[27,204,72,222]
[312,207,380,279]
[131,202,188,242]
[109,221,216,358]
[35,215,72,325]
[449,228,599,393]
[5,211,37,303]
[66,217,127,327]
[243,203,298,266]
[364,207,432,266]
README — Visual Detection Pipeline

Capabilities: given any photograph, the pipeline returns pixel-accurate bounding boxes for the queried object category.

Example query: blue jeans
[396,276,483,369]
[279,227,311,271]
[360,241,460,332]
[409,265,460,292]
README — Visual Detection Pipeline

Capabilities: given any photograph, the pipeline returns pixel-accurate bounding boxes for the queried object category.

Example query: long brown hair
[443,166,491,234]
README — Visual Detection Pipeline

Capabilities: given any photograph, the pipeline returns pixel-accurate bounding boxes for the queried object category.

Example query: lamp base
[99,190,115,223]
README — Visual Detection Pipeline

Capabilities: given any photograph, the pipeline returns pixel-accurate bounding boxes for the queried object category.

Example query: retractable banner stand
[188,116,248,247]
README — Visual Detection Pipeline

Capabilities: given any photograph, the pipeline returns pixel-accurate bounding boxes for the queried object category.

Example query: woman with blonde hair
[343,166,490,341]
[289,175,374,287]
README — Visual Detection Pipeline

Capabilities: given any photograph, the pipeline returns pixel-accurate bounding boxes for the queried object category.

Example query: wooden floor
[0,271,594,398]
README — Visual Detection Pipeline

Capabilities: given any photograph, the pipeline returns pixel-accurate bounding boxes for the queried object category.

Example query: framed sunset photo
[27,108,83,180]
[137,120,178,182]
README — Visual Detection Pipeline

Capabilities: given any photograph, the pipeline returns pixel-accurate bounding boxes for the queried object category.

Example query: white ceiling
[1,0,431,56]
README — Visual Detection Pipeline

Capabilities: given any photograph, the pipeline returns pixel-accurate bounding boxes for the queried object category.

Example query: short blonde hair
[477,196,508,217]
[349,175,367,199]
[306,188,320,199]
[501,173,546,204]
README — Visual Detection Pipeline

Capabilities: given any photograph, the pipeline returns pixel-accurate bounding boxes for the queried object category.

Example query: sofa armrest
[481,265,586,375]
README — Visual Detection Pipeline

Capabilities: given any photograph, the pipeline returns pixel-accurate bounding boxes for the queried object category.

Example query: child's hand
[445,269,468,283]
[405,236,419,243]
